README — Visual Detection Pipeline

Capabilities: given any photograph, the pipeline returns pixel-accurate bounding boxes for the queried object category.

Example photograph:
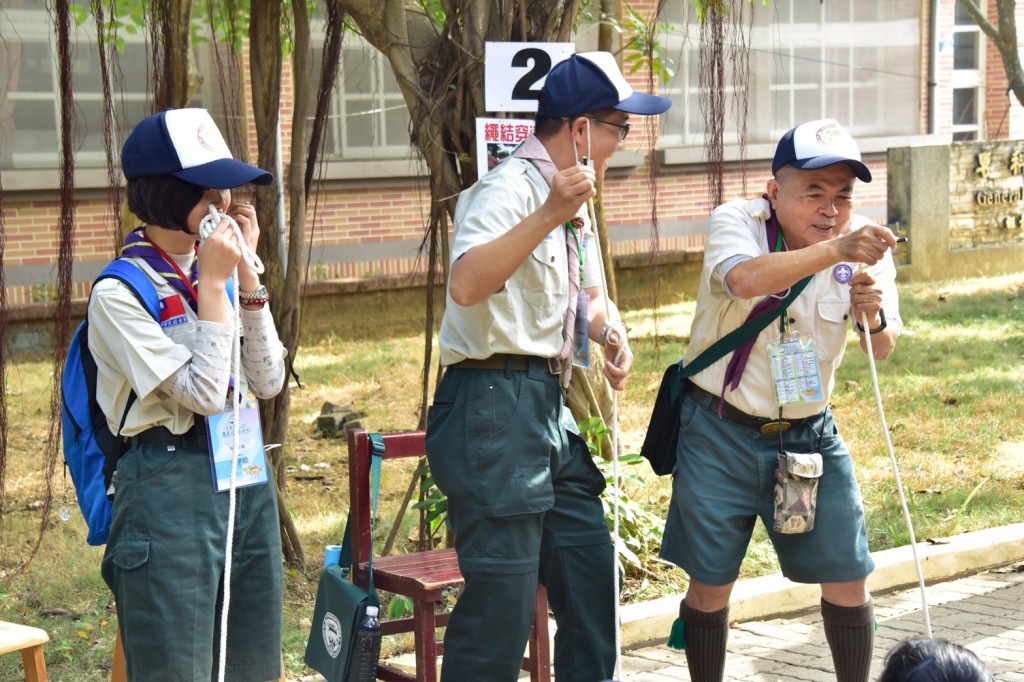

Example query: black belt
[450,354,562,375]
[685,382,816,436]
[130,420,208,445]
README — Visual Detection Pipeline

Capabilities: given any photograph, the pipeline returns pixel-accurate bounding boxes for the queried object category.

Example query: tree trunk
[249,0,305,566]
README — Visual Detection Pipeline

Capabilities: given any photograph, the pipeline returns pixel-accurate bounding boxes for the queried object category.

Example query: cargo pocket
[468,373,555,518]
[112,537,150,571]
[103,536,152,609]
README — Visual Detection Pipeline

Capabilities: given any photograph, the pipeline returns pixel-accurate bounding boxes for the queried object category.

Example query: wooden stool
[0,621,49,682]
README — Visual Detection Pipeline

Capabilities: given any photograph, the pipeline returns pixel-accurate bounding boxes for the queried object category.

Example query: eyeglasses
[587,117,630,141]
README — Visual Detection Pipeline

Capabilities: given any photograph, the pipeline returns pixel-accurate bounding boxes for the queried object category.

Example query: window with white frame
[0,0,152,171]
[952,1,983,141]
[311,34,412,160]
[659,0,922,148]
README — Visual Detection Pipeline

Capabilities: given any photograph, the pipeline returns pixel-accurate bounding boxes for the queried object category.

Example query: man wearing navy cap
[660,119,902,682]
[425,52,670,681]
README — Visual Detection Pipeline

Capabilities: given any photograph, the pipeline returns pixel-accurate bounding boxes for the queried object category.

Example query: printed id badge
[206,407,270,492]
[767,333,824,405]
[573,291,591,368]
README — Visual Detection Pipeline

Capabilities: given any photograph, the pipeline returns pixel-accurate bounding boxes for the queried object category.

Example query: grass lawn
[1,270,1022,680]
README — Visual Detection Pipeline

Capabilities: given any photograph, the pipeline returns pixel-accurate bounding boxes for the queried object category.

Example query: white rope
[197,204,255,682]
[584,192,625,680]
[859,309,932,638]
[198,204,264,275]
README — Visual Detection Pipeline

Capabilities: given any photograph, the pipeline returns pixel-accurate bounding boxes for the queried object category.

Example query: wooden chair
[348,428,552,682]
[0,621,49,682]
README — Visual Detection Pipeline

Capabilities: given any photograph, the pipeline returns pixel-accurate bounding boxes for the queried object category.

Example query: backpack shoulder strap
[95,259,161,322]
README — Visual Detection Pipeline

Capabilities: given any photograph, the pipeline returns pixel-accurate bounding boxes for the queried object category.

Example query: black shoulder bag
[640,275,813,475]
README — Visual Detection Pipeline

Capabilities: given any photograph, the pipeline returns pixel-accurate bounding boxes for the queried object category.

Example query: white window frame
[320,34,412,161]
[0,3,151,170]
[658,0,922,149]
[951,2,984,140]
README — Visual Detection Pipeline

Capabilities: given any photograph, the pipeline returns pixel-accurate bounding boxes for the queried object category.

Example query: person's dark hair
[126,175,206,233]
[534,115,569,138]
[535,108,620,139]
[879,638,993,682]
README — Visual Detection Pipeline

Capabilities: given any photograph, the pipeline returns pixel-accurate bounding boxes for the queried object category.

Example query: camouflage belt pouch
[773,451,823,534]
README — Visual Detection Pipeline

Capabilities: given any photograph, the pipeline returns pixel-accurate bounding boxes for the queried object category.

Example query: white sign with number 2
[484,42,576,113]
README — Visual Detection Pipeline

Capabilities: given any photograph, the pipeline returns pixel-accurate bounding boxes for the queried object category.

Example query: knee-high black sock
[821,597,874,682]
[679,600,729,682]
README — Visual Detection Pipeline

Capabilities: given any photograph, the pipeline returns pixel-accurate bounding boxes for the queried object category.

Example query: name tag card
[207,407,269,492]
[767,335,824,405]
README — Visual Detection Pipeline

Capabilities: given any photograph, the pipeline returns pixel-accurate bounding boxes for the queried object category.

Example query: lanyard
[773,230,791,336]
[565,221,584,280]
[145,235,201,305]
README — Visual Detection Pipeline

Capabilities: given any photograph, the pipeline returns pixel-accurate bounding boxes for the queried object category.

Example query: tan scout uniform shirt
[88,254,287,437]
[439,138,601,366]
[686,196,902,420]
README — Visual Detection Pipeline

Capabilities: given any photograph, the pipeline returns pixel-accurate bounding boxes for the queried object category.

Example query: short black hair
[880,639,993,682]
[126,175,205,233]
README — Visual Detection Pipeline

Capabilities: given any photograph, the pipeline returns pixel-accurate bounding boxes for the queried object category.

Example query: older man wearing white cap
[425,52,670,681]
[660,119,902,682]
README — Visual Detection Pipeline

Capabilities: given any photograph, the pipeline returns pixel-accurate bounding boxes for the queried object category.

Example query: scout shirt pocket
[518,233,563,308]
[814,299,852,368]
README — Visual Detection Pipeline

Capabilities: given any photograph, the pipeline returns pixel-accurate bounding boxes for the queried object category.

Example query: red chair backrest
[346,428,427,567]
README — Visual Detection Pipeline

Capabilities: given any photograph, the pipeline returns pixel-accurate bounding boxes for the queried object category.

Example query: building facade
[1,0,1021,308]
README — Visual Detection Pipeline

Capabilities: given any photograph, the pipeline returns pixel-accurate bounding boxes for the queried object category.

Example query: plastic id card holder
[767,334,824,405]
[207,407,270,492]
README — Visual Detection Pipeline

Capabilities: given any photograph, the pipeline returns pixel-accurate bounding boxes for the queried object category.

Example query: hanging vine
[698,0,753,209]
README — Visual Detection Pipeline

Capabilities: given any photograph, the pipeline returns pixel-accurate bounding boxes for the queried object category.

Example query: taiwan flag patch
[159,295,189,328]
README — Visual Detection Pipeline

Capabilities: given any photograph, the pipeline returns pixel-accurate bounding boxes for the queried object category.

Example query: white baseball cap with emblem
[772,118,871,183]
[121,108,273,188]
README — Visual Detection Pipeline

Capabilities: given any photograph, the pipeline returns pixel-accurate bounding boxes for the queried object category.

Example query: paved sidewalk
[302,525,1024,681]
[616,563,1024,681]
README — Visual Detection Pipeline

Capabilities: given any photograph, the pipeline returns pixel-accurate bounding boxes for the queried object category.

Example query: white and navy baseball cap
[772,118,871,183]
[121,108,273,188]
[537,52,672,118]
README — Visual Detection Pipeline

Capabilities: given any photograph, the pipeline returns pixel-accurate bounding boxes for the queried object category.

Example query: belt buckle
[547,357,563,375]
[760,420,791,436]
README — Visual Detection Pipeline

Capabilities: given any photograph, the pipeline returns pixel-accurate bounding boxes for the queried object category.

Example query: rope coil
[197,203,262,682]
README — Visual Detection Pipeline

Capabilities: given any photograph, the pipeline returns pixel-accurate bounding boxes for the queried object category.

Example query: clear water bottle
[347,605,381,681]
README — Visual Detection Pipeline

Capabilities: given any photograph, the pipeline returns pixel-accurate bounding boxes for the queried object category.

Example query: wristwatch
[855,308,887,335]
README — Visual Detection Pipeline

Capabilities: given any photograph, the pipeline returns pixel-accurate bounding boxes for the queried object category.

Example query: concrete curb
[619,523,1024,650]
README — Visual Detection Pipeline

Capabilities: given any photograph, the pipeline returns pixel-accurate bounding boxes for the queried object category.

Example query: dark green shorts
[661,395,874,586]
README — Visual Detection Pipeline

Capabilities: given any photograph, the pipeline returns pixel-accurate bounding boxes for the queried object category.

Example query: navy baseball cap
[121,108,273,188]
[772,118,871,182]
[537,52,672,118]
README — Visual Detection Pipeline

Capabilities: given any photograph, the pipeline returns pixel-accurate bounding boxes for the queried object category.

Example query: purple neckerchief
[719,194,790,405]
[120,226,201,313]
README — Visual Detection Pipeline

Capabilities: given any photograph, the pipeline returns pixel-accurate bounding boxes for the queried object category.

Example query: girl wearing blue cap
[94,108,287,681]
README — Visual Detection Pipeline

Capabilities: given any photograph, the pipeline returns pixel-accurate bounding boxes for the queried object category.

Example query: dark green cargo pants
[426,359,616,682]
[102,427,283,682]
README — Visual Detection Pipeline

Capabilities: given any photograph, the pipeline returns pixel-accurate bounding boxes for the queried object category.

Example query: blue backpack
[61,260,160,546]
